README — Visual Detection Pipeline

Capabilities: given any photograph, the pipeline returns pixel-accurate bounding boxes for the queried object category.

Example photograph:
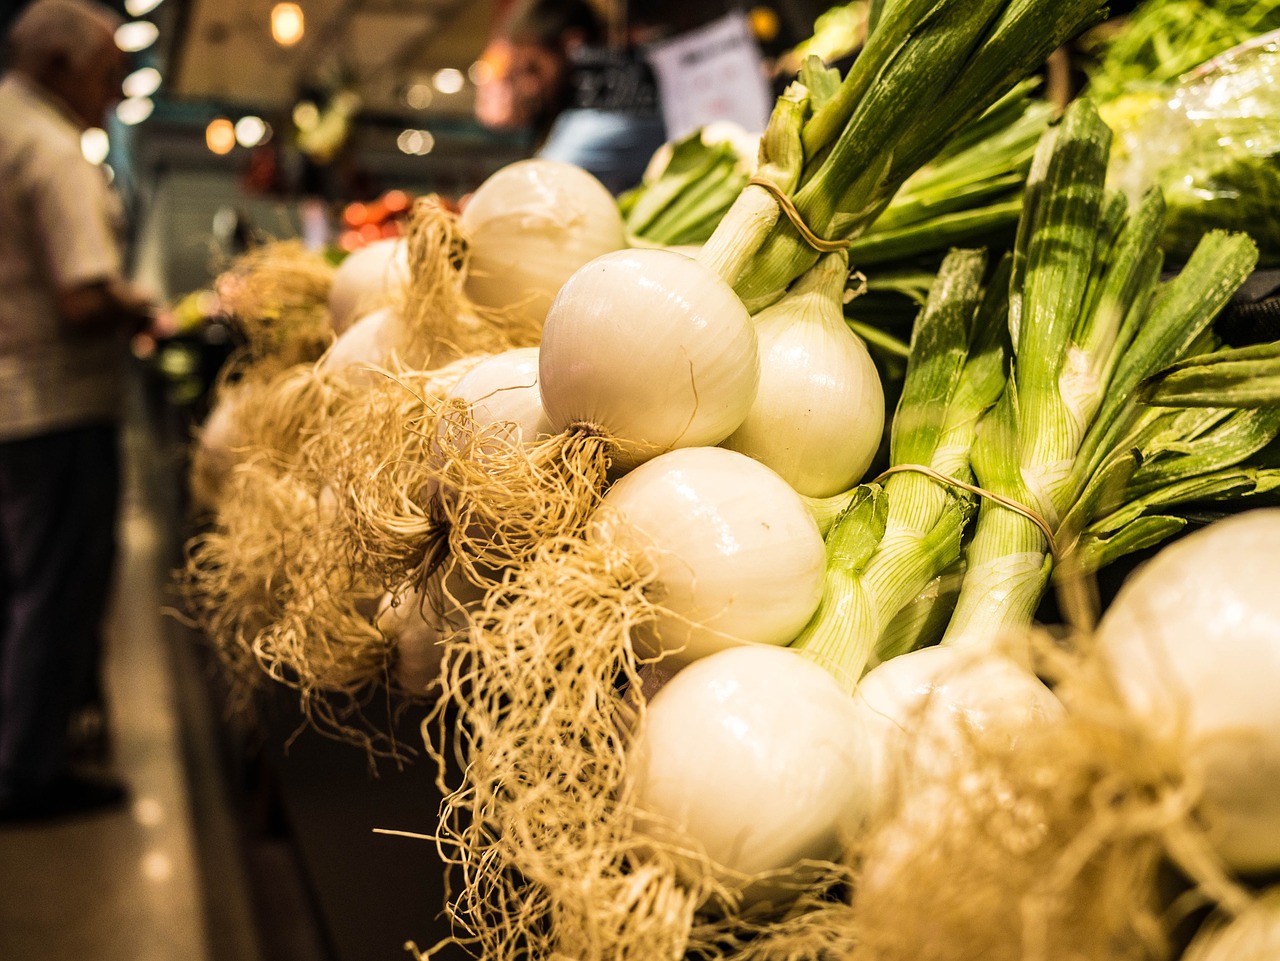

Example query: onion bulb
[1095,508,1280,875]
[460,159,626,330]
[588,445,824,664]
[443,346,552,447]
[319,306,405,378]
[628,644,870,898]
[539,248,759,468]
[328,238,409,334]
[855,644,1063,816]
[722,251,884,497]
[1183,887,1280,961]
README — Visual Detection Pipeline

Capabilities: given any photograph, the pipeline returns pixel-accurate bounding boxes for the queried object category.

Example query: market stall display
[174,1,1280,959]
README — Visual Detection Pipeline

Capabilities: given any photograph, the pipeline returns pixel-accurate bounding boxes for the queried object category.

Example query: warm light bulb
[205,118,236,155]
[80,127,110,164]
[271,3,305,46]
[116,96,154,125]
[432,68,464,94]
[234,115,268,147]
[125,0,164,15]
[396,129,434,155]
[114,20,158,52]
[122,66,161,98]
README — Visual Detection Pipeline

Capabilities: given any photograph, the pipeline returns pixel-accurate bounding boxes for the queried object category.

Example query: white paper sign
[645,12,773,141]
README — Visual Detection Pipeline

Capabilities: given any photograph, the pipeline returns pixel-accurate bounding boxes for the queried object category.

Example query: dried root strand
[431,423,615,587]
[215,239,336,374]
[427,532,714,961]
[403,198,543,359]
[424,528,868,961]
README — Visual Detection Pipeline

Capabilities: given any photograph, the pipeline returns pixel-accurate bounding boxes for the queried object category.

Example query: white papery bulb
[445,346,552,446]
[722,252,884,497]
[460,159,626,330]
[855,645,1064,818]
[1096,508,1280,875]
[319,306,405,379]
[589,445,825,665]
[629,645,870,899]
[540,248,759,469]
[328,238,409,334]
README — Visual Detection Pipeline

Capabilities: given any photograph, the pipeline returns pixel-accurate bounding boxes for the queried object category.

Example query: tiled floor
[0,399,261,961]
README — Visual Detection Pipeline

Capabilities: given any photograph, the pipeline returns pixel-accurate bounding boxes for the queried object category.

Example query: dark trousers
[0,424,120,797]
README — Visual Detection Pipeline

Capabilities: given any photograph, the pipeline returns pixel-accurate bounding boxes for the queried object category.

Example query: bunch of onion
[426,0,1109,599]
[842,501,1280,961]
[927,98,1267,653]
[845,97,1268,854]
[424,249,1038,956]
[430,445,862,960]
[181,359,486,750]
[421,0,1117,952]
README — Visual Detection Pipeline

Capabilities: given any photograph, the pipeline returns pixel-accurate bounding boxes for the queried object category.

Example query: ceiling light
[271,3,304,46]
[234,115,268,147]
[122,66,161,99]
[292,100,319,130]
[115,20,159,52]
[396,129,434,156]
[125,0,164,15]
[116,96,154,125]
[80,128,110,165]
[205,118,236,155]
[403,83,432,110]
[432,68,464,95]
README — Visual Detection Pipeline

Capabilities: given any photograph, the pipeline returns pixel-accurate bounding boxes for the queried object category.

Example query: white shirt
[0,72,128,441]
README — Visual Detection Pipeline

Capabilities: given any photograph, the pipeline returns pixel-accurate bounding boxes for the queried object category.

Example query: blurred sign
[646,12,773,140]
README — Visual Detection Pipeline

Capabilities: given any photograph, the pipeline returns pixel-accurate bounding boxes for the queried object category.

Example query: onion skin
[628,645,870,896]
[1183,887,1280,961]
[722,252,885,498]
[589,446,825,664]
[460,159,626,330]
[1095,508,1280,875]
[540,248,759,469]
[328,238,409,334]
[855,645,1064,816]
[445,347,552,446]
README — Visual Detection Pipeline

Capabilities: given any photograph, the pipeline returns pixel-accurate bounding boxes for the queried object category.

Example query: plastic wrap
[1104,29,1280,266]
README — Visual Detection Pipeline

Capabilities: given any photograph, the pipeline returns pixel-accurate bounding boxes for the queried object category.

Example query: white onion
[319,306,405,379]
[588,445,825,665]
[376,568,482,695]
[190,388,245,510]
[328,238,409,334]
[1095,508,1280,875]
[722,252,884,497]
[628,644,870,897]
[539,248,759,468]
[855,645,1064,816]
[444,346,552,446]
[1183,887,1280,961]
[460,159,626,330]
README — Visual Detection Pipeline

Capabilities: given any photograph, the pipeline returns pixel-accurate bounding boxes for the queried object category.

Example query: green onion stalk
[786,247,1010,692]
[694,0,1109,313]
[937,96,1269,651]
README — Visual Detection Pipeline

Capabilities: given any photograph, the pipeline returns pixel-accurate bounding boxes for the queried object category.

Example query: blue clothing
[537,107,668,195]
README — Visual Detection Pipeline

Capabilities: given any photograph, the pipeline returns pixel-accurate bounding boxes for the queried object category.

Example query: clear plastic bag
[1104,29,1280,266]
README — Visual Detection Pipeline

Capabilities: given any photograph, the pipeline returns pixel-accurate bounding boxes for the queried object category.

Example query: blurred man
[0,0,159,821]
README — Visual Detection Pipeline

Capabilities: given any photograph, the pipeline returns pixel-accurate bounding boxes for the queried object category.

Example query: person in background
[0,0,161,821]
[474,0,669,196]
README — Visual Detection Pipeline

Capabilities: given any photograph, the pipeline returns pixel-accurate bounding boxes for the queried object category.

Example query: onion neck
[695,185,781,287]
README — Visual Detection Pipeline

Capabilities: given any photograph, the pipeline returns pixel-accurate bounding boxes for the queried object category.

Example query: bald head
[7,0,125,128]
